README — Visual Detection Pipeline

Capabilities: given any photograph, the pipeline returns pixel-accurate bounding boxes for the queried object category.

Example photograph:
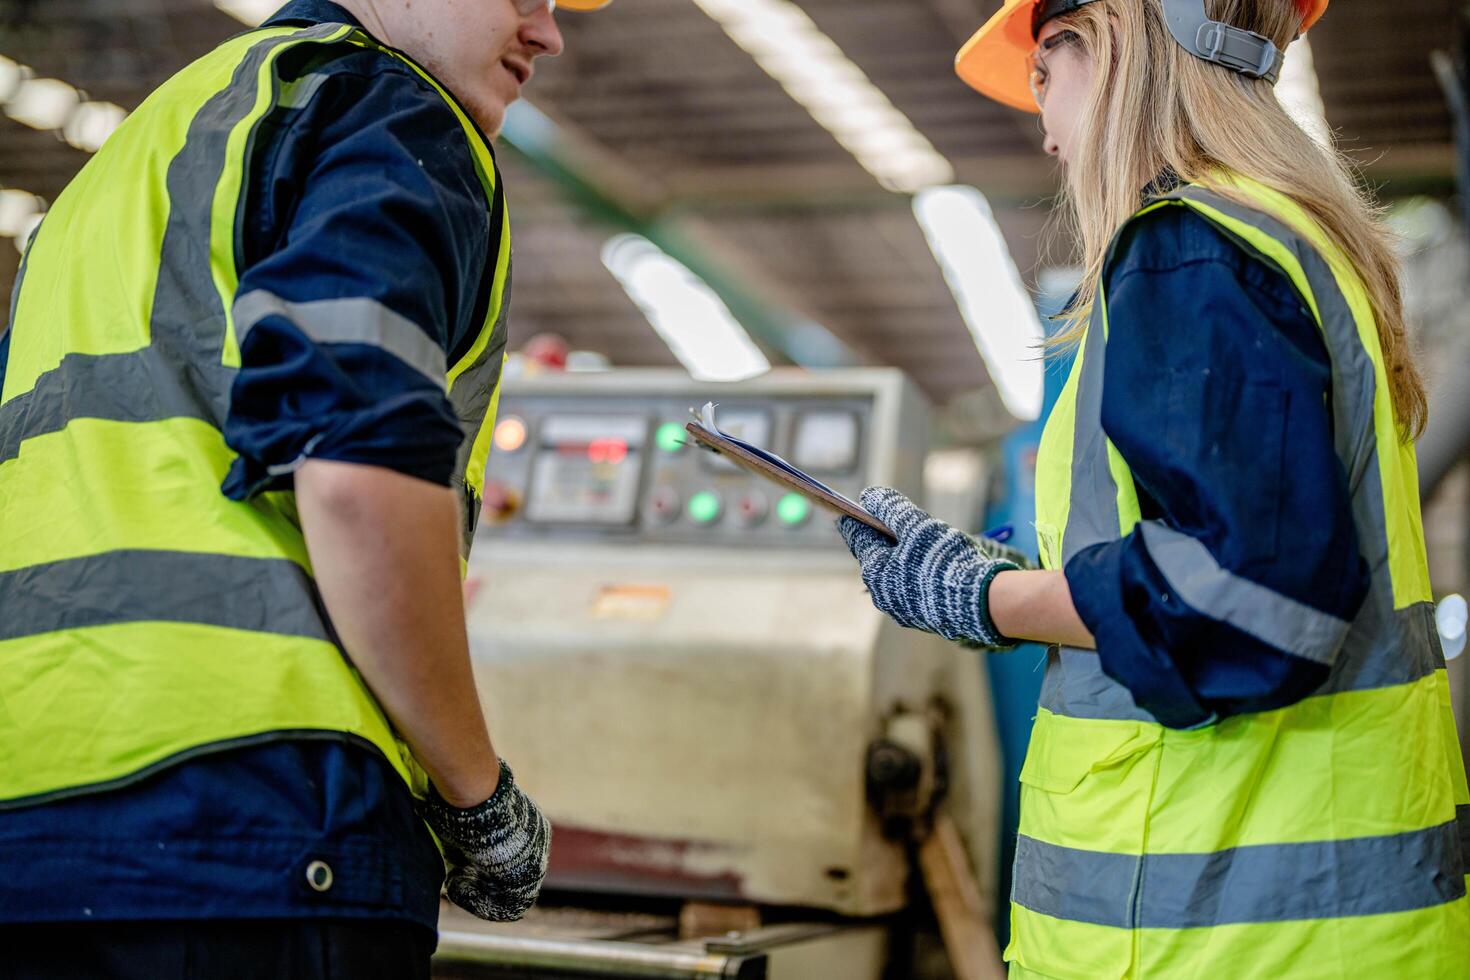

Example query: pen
[982,523,1014,543]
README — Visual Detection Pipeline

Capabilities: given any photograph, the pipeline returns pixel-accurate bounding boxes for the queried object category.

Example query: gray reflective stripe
[1042,184,1416,724]
[0,25,355,462]
[1458,804,1470,876]
[278,71,332,109]
[1013,820,1466,929]
[1060,301,1121,564]
[1167,186,1380,494]
[1045,269,1148,724]
[1040,646,1154,723]
[1165,188,1397,610]
[1460,804,1470,876]
[450,265,512,471]
[1139,521,1352,665]
[1327,595,1444,694]
[0,550,333,643]
[448,189,510,454]
[448,186,511,559]
[1040,602,1443,721]
[449,269,510,553]
[233,289,448,389]
[151,23,351,427]
[0,348,214,465]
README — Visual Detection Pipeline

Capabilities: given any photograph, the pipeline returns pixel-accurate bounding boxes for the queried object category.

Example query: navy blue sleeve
[1063,207,1370,728]
[221,48,493,499]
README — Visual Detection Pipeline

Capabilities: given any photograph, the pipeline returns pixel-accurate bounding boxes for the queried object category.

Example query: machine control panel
[477,371,922,549]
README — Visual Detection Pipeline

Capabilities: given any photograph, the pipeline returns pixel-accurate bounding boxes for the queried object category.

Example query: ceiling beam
[501,99,871,369]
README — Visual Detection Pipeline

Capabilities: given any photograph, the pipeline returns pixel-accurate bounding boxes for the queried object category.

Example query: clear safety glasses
[1027,29,1080,109]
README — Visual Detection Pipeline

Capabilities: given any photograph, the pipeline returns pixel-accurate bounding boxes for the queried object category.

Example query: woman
[839,0,1470,976]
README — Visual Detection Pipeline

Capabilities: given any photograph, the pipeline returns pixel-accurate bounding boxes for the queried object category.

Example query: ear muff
[957,0,1329,111]
[1162,0,1284,82]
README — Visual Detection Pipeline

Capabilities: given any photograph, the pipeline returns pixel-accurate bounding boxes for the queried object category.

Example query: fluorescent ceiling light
[0,188,46,254]
[12,210,43,254]
[0,55,29,104]
[0,188,44,238]
[602,234,771,383]
[0,55,131,151]
[64,101,128,152]
[4,76,81,131]
[1277,39,1330,148]
[214,0,280,26]
[914,186,1044,421]
[691,0,952,194]
[691,0,1047,424]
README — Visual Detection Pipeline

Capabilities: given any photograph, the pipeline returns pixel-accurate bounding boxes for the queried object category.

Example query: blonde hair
[1050,0,1427,440]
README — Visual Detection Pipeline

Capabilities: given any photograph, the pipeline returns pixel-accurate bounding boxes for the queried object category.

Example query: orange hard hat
[555,0,615,10]
[956,0,1329,112]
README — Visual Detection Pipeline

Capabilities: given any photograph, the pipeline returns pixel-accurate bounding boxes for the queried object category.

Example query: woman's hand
[839,487,1023,649]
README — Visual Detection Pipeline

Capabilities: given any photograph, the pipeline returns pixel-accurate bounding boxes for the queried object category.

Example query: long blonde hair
[1051,0,1427,439]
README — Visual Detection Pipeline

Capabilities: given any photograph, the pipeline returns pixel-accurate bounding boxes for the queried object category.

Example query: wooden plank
[917,809,1007,980]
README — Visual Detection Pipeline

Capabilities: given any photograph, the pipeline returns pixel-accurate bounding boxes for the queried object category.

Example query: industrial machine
[440,369,1003,979]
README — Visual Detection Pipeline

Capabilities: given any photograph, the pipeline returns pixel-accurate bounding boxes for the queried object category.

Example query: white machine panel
[466,370,1000,919]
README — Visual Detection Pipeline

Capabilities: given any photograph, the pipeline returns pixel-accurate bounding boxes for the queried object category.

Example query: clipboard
[684,403,896,542]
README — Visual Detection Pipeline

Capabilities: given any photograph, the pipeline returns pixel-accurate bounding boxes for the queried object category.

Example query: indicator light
[777,493,811,527]
[656,422,687,453]
[493,416,528,453]
[587,438,629,465]
[687,491,722,525]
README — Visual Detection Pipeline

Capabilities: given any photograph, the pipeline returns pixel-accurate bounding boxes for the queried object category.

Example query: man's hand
[839,487,1023,649]
[423,760,551,921]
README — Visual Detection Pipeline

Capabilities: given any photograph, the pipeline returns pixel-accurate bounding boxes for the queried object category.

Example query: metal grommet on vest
[304,860,334,893]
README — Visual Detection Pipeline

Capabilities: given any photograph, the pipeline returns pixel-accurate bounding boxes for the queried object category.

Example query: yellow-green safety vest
[0,21,511,809]
[1010,177,1470,979]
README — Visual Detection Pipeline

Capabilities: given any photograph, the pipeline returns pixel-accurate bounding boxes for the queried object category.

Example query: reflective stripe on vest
[0,22,509,808]
[1012,178,1470,978]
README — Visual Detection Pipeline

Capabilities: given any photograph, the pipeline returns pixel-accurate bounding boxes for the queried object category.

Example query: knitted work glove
[422,760,551,921]
[965,532,1034,572]
[839,487,1023,650]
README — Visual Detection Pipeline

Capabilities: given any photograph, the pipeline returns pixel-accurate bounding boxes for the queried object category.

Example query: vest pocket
[1009,710,1164,980]
[1018,709,1162,797]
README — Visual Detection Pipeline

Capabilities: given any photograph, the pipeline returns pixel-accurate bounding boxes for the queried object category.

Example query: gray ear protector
[1032,0,1288,84]
[1162,0,1284,82]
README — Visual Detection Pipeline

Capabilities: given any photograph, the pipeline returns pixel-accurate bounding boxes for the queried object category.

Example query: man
[0,1,608,975]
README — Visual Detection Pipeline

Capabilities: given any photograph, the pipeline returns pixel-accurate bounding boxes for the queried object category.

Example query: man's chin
[480,107,508,139]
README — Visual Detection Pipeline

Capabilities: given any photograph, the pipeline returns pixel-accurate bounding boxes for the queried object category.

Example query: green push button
[656,422,687,454]
[777,493,812,527]
[688,491,722,525]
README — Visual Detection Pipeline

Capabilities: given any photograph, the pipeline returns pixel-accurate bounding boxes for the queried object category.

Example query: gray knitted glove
[965,532,1034,572]
[839,487,1022,649]
[422,760,551,921]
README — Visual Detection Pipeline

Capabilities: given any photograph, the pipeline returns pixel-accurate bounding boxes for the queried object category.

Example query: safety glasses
[1027,29,1081,109]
